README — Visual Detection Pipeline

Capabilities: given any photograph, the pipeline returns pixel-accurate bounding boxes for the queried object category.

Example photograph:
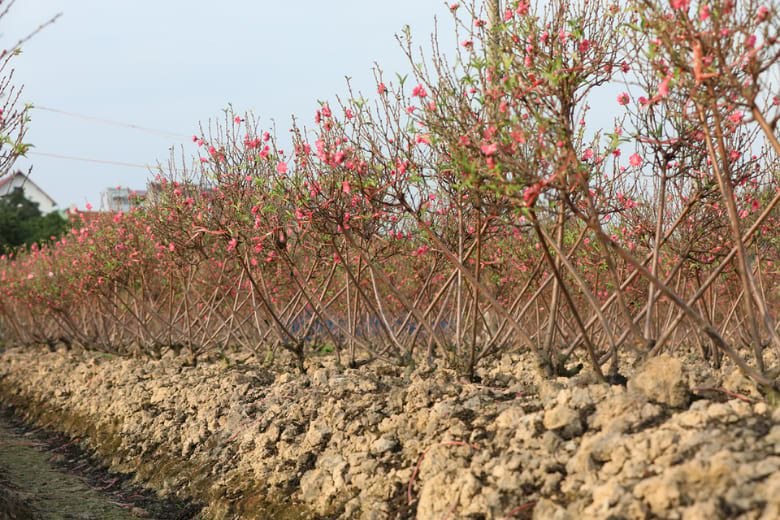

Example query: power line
[28,151,195,175]
[29,151,156,170]
[32,105,192,141]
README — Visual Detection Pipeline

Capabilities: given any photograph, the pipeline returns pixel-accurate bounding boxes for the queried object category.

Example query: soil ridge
[1,347,779,519]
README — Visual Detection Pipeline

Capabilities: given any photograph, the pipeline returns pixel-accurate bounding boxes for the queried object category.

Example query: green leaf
[15,143,33,156]
[502,54,513,71]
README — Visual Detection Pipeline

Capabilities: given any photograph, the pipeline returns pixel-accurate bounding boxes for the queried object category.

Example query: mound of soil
[0,346,779,519]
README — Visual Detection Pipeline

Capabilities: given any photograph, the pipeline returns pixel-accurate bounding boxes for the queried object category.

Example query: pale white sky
[5,1,459,209]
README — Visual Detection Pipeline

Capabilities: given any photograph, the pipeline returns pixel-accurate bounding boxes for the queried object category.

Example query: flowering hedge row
[1,0,779,385]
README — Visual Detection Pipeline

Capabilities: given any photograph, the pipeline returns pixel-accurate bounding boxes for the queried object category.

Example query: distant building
[100,186,147,212]
[0,171,58,214]
[144,181,206,206]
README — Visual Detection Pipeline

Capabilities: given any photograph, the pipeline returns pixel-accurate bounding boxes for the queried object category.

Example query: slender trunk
[696,100,764,372]
[543,202,565,361]
[456,198,464,358]
[645,169,667,339]
[486,0,501,62]
[468,211,482,380]
[530,212,605,381]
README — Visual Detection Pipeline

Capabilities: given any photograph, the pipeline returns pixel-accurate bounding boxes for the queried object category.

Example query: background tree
[0,185,67,251]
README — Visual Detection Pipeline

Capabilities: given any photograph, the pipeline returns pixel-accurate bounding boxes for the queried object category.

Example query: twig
[502,501,537,519]
[692,386,758,403]
[107,500,133,508]
[50,437,81,452]
[97,477,119,491]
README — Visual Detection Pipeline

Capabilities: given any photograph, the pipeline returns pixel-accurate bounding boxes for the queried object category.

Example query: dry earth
[0,346,779,519]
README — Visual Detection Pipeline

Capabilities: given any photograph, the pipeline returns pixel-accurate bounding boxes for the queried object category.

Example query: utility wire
[29,151,156,170]
[28,151,194,175]
[32,105,192,141]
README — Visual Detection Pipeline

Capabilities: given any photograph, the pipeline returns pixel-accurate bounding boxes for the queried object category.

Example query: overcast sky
[5,1,459,210]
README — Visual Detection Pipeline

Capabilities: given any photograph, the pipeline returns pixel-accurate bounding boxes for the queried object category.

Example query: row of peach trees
[1,0,779,387]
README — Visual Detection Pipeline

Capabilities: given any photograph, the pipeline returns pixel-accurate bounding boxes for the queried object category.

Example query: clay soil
[0,345,779,519]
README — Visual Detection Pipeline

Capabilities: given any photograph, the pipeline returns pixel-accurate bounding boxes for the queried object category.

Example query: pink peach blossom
[657,75,672,98]
[481,143,499,156]
[412,84,428,98]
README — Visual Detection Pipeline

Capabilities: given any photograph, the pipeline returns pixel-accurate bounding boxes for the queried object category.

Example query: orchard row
[1,0,778,385]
